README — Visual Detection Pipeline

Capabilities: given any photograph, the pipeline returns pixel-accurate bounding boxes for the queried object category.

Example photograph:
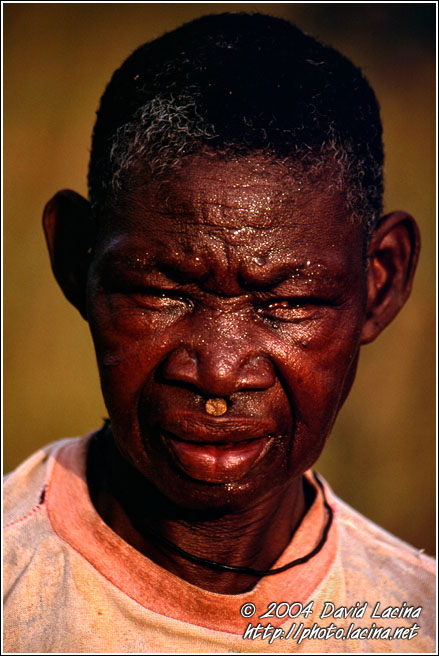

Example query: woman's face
[86,153,368,511]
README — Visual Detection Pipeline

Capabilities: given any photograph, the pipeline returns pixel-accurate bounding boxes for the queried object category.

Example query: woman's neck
[87,428,313,594]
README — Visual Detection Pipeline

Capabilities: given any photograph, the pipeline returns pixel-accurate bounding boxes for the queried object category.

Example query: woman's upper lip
[160,411,278,444]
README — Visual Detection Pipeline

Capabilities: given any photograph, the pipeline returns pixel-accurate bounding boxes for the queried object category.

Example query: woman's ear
[42,189,95,320]
[360,211,420,344]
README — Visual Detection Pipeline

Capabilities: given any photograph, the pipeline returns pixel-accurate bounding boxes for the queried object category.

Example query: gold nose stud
[205,398,228,416]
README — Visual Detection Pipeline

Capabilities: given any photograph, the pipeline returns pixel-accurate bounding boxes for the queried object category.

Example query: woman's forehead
[96,152,365,283]
[106,151,355,235]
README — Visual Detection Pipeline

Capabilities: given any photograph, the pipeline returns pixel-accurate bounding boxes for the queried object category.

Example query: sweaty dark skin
[43,152,419,594]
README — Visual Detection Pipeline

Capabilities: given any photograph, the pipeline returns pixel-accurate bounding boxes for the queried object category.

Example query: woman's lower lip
[162,434,274,483]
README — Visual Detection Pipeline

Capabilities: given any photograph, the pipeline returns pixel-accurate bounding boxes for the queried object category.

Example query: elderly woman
[4,13,435,653]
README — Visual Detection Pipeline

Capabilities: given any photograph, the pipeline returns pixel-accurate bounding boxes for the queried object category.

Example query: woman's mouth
[161,431,277,483]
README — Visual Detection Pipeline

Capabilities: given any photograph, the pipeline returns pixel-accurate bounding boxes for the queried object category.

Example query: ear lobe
[43,189,95,320]
[360,211,420,344]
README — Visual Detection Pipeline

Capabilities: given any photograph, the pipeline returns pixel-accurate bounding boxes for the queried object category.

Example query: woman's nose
[160,323,275,398]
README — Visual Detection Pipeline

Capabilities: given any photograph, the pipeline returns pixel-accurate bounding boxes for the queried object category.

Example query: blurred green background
[4,3,436,555]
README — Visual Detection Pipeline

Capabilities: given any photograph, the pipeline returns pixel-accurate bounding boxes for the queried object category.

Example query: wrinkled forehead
[104,150,354,237]
[162,154,306,230]
[94,152,367,287]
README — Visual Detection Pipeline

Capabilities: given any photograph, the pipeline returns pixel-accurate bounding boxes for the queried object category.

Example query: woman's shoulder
[3,435,86,528]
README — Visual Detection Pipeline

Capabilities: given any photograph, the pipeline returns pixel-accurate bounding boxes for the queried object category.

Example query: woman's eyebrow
[239,261,341,289]
[98,251,153,273]
[99,249,212,285]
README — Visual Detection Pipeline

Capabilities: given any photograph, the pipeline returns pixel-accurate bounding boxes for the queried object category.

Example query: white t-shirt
[3,434,436,653]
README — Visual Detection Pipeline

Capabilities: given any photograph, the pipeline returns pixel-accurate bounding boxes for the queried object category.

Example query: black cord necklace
[91,425,333,578]
[135,473,333,577]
